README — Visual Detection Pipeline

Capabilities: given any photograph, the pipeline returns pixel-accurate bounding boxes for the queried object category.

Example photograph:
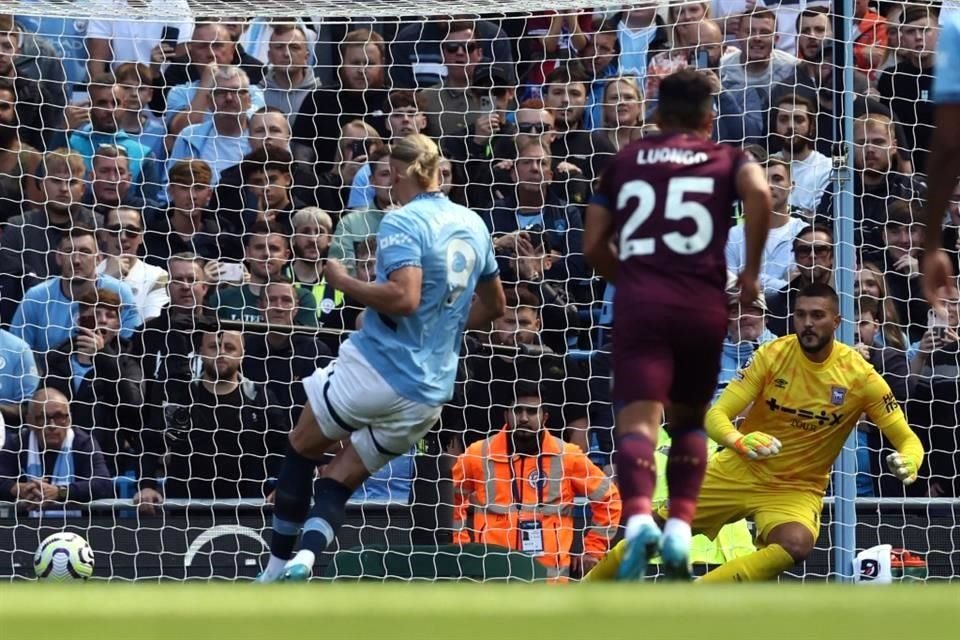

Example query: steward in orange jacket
[451,383,621,581]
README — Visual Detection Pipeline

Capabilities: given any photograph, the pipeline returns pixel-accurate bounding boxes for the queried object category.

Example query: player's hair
[797,282,839,310]
[390,134,441,189]
[656,69,714,131]
[796,5,830,31]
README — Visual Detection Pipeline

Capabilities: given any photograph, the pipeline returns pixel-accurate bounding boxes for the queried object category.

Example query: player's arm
[327,261,423,316]
[862,372,925,485]
[706,347,782,459]
[583,202,619,283]
[734,161,772,304]
[467,275,506,330]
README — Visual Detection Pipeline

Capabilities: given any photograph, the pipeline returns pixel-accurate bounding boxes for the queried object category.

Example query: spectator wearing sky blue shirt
[0,328,39,427]
[15,9,89,97]
[11,226,141,355]
[167,65,253,189]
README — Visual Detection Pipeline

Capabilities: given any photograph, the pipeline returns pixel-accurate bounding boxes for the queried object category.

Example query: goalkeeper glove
[886,452,918,485]
[730,432,782,460]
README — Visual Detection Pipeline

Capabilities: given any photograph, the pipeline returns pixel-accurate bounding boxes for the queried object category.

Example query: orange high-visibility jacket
[451,428,621,581]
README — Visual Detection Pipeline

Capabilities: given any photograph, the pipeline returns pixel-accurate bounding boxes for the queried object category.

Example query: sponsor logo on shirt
[379,233,414,249]
[766,397,843,431]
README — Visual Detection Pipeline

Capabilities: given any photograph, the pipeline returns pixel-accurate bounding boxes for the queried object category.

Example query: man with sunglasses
[97,206,170,323]
[766,223,834,337]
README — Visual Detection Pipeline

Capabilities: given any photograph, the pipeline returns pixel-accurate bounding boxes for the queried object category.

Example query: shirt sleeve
[861,367,924,470]
[376,215,422,277]
[934,14,960,103]
[13,344,39,403]
[478,234,499,280]
[705,343,771,446]
[116,282,144,338]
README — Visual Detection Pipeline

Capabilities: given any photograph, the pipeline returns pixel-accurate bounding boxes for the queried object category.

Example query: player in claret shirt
[584,68,773,580]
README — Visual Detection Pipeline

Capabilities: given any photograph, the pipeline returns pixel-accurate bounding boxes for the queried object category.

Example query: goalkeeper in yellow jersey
[587,283,924,582]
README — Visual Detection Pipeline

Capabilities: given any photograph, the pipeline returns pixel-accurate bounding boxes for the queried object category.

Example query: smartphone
[160,26,180,49]
[479,95,493,112]
[221,262,245,284]
[348,139,371,160]
[928,308,948,341]
[79,313,96,331]
[696,49,710,70]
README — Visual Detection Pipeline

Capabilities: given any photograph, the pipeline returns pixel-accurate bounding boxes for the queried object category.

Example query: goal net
[0,0,955,583]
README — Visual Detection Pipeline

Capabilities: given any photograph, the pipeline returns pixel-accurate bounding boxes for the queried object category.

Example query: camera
[163,403,192,447]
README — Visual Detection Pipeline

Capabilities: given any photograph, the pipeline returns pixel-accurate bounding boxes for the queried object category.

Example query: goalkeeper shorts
[303,340,442,473]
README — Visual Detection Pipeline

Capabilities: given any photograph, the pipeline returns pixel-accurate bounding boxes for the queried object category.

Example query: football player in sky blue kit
[257,134,506,582]
[924,10,960,312]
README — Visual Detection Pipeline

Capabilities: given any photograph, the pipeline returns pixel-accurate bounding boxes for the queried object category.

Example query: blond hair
[389,134,441,189]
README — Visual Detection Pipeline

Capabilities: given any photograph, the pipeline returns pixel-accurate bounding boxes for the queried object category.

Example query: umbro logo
[774,378,789,389]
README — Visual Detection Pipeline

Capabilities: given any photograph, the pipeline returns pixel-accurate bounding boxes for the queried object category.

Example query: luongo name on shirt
[635,148,710,166]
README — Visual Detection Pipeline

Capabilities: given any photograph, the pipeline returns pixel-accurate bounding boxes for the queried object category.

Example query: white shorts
[302,340,442,473]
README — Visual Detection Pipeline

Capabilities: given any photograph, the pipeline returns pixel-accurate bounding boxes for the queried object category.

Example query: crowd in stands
[0,0,958,538]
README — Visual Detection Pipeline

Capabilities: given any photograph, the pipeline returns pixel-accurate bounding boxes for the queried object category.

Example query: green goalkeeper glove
[731,432,782,460]
[886,452,918,485]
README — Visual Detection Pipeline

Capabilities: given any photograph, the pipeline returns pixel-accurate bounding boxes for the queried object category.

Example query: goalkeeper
[587,283,923,582]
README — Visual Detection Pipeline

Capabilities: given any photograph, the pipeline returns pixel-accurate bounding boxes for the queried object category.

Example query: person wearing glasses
[419,21,488,142]
[97,206,170,322]
[766,224,835,337]
[167,65,256,189]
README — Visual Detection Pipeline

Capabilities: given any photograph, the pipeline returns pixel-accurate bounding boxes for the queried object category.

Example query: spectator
[419,21,487,142]
[239,147,302,235]
[578,19,622,132]
[42,289,143,476]
[644,7,721,103]
[236,17,318,69]
[390,16,515,90]
[726,158,807,297]
[260,23,320,117]
[0,149,93,324]
[143,159,224,266]
[167,65,254,186]
[163,22,266,136]
[769,92,831,213]
[452,381,621,581]
[293,29,388,176]
[483,138,587,286]
[717,276,775,393]
[315,119,384,217]
[153,329,288,500]
[215,106,318,218]
[0,14,67,149]
[15,6,90,97]
[0,77,41,221]
[856,260,908,350]
[84,145,151,215]
[66,73,161,197]
[853,0,889,76]
[207,223,318,327]
[819,110,927,251]
[873,200,929,343]
[595,75,645,153]
[0,387,113,506]
[243,279,331,426]
[330,147,392,271]
[519,9,592,96]
[378,89,427,143]
[114,62,167,162]
[85,0,192,78]
[773,7,870,157]
[97,206,170,322]
[0,328,39,427]
[719,8,798,143]
[615,3,669,85]
[766,223,834,336]
[285,207,348,331]
[876,5,938,173]
[12,225,141,356]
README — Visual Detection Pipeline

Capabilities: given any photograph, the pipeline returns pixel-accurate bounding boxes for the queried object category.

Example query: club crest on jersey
[528,469,544,490]
[830,386,847,406]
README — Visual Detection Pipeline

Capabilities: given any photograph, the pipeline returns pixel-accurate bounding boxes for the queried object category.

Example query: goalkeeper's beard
[797,330,832,354]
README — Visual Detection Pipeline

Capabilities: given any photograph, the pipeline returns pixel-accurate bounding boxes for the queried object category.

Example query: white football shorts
[302,340,442,473]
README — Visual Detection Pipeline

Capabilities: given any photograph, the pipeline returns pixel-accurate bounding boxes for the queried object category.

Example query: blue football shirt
[349,192,498,406]
[934,12,960,103]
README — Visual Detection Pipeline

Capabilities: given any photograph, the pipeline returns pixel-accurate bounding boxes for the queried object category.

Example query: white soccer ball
[33,532,95,581]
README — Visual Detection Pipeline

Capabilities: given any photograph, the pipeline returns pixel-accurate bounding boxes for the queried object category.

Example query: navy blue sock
[269,446,319,560]
[300,478,353,556]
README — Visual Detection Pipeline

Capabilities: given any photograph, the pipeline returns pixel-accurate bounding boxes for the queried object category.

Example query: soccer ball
[33,532,95,581]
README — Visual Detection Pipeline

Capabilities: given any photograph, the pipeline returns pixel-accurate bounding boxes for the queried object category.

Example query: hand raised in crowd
[64,101,90,131]
[150,42,176,65]
[473,112,501,145]
[74,326,104,360]
[854,341,872,360]
[324,258,351,290]
[893,252,920,277]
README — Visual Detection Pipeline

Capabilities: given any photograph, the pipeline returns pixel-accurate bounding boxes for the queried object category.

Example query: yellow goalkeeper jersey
[707,335,923,494]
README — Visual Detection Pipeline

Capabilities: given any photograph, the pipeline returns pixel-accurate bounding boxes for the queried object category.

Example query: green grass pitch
[3,582,959,639]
